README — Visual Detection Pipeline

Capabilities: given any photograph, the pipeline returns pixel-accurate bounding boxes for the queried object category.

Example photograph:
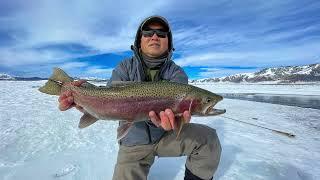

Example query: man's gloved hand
[149,109,191,131]
[58,80,86,112]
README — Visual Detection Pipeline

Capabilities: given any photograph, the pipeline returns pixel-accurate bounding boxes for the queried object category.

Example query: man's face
[140,22,169,58]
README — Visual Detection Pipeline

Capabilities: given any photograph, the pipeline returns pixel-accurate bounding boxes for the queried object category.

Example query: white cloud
[175,42,320,67]
[1,0,319,79]
[173,26,245,52]
[60,62,88,70]
[0,47,68,66]
[1,0,169,66]
[84,66,114,79]
[261,25,320,43]
[86,67,113,74]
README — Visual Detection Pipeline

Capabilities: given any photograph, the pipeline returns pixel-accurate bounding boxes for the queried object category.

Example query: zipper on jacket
[146,123,152,144]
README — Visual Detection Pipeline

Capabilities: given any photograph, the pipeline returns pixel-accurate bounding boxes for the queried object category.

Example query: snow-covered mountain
[0,73,47,81]
[191,63,320,83]
[0,74,106,82]
[0,73,15,80]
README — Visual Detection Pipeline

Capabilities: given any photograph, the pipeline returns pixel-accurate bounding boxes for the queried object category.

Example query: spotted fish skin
[72,91,177,121]
[39,68,225,135]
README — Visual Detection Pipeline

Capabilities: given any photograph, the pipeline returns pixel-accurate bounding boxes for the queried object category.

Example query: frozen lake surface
[0,81,319,180]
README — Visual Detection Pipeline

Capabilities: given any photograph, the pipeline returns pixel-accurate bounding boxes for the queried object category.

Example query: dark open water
[220,93,320,110]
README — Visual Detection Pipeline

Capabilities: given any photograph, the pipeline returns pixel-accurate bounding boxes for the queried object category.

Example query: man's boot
[184,167,213,180]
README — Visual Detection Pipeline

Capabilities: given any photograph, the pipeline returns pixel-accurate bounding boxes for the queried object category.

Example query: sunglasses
[141,28,168,38]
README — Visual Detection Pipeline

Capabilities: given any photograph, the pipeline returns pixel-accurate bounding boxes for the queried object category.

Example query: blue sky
[0,0,319,79]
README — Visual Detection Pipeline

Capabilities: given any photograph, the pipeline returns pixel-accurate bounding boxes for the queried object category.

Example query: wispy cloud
[60,62,88,70]
[0,0,167,66]
[85,66,114,78]
[175,42,320,68]
[0,0,319,79]
[0,47,69,66]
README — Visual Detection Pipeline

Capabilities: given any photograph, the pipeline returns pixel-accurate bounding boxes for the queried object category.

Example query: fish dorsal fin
[117,122,133,141]
[52,67,74,83]
[79,113,98,128]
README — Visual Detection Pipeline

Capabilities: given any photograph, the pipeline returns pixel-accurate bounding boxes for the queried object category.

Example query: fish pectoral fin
[174,115,186,140]
[117,122,133,141]
[79,113,98,128]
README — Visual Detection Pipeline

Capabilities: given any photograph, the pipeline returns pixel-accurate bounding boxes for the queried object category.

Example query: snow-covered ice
[0,81,319,180]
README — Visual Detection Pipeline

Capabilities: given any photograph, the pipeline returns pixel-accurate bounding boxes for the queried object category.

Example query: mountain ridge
[190,63,320,83]
[2,63,320,83]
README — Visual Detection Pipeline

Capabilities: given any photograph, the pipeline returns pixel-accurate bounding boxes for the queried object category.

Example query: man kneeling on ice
[58,15,222,180]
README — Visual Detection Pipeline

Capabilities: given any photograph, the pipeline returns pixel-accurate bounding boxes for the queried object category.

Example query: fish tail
[38,68,74,95]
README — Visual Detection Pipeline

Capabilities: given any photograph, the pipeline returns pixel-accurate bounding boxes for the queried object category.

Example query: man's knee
[187,124,221,162]
[185,124,220,147]
[184,124,221,179]
[206,127,221,156]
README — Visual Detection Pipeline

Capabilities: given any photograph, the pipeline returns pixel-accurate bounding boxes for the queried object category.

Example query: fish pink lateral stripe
[176,99,201,113]
[72,91,180,121]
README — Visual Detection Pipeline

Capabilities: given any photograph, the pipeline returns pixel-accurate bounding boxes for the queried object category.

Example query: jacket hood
[132,15,174,54]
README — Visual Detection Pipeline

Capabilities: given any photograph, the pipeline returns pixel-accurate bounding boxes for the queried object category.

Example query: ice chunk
[54,164,78,178]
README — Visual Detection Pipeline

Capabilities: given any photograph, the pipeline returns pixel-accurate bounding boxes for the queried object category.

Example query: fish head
[189,88,226,116]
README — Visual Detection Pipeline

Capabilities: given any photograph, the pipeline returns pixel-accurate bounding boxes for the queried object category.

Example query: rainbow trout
[39,68,226,139]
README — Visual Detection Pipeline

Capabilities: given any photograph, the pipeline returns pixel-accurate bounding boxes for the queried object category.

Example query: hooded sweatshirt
[109,15,188,146]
